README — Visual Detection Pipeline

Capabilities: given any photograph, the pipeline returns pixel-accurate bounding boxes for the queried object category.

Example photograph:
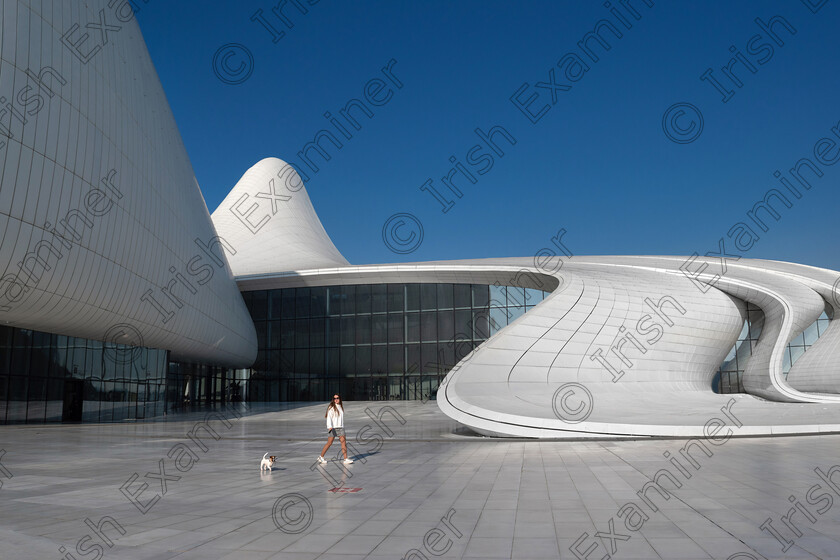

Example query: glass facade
[6,286,833,422]
[0,325,168,424]
[714,303,833,394]
[241,283,550,401]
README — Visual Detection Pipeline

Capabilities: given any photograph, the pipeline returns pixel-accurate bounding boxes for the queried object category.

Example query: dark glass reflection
[243,283,550,402]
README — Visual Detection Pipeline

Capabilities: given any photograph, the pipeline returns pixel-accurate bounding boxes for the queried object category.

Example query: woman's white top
[326,405,344,430]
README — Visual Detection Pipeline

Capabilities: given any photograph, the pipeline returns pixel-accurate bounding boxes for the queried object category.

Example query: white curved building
[3,1,840,437]
[211,158,349,275]
[203,158,840,438]
[0,1,256,367]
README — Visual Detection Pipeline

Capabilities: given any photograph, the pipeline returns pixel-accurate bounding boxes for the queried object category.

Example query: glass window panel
[255,322,267,350]
[82,381,101,422]
[51,336,67,378]
[86,343,102,380]
[241,290,253,311]
[525,288,544,304]
[388,313,404,343]
[26,377,46,423]
[265,350,280,372]
[454,284,471,309]
[372,346,387,374]
[327,348,340,376]
[406,313,420,343]
[9,372,27,399]
[0,327,12,376]
[340,347,355,374]
[454,310,473,341]
[489,285,506,308]
[253,351,267,371]
[30,344,49,378]
[355,346,371,375]
[372,285,388,313]
[421,344,439,374]
[389,345,404,374]
[506,286,526,308]
[251,291,267,320]
[427,375,441,400]
[508,306,525,324]
[355,315,371,345]
[818,319,830,337]
[267,322,281,349]
[420,312,437,342]
[11,329,31,374]
[268,291,283,319]
[789,345,806,367]
[372,315,388,344]
[405,373,422,400]
[355,285,371,314]
[328,286,342,316]
[310,318,325,347]
[472,285,489,309]
[420,284,437,310]
[803,321,820,346]
[723,343,737,365]
[490,307,510,334]
[295,319,310,348]
[406,344,421,374]
[281,289,296,318]
[472,309,490,340]
[734,338,752,365]
[388,284,405,312]
[389,376,403,400]
[440,343,456,373]
[405,284,420,311]
[310,287,327,317]
[45,379,63,422]
[295,288,310,318]
[294,349,309,374]
[340,317,355,346]
[437,310,455,342]
[342,285,356,315]
[437,284,454,310]
[326,318,340,347]
[782,347,792,373]
[737,320,749,341]
[280,320,295,348]
[310,350,325,376]
[454,335,473,363]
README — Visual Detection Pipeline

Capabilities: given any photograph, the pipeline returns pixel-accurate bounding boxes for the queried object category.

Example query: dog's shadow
[260,468,287,475]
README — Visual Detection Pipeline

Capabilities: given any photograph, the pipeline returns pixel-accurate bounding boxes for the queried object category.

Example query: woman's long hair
[325,394,344,417]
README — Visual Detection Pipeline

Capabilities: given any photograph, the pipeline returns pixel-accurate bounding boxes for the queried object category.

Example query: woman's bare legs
[320,435,335,458]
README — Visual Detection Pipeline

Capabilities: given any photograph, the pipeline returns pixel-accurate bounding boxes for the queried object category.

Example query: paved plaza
[2,402,840,560]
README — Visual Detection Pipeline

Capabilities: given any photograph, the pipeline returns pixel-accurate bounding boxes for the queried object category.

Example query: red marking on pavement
[329,487,362,493]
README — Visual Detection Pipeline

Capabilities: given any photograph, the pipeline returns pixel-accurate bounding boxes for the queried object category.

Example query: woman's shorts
[329,427,346,437]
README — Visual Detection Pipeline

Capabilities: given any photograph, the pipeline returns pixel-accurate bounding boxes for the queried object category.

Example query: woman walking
[318,394,353,464]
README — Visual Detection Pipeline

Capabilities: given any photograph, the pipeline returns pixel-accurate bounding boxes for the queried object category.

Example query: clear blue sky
[136,0,840,270]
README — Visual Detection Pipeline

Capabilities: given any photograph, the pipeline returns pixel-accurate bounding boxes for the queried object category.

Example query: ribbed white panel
[0,1,256,366]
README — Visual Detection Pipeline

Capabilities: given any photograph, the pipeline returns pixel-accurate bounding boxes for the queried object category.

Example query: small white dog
[260,453,277,471]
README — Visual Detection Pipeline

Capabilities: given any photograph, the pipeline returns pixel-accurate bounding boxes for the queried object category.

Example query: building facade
[3,1,840,438]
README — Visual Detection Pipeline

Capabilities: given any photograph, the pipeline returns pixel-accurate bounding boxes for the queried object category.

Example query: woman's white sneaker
[343,458,354,464]
[317,456,327,464]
